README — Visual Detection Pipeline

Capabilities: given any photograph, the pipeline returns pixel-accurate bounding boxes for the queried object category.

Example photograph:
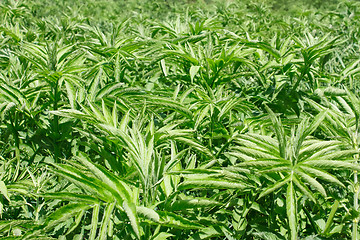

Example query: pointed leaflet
[237,159,289,168]
[235,134,279,154]
[49,163,111,201]
[265,105,286,158]
[152,232,174,240]
[119,109,131,132]
[101,99,112,125]
[137,206,160,223]
[190,66,200,83]
[98,202,115,240]
[160,59,168,76]
[40,193,98,204]
[0,181,10,202]
[112,100,118,128]
[242,41,281,59]
[304,145,349,161]
[50,109,94,122]
[95,82,124,100]
[175,137,213,158]
[292,175,316,202]
[232,147,280,160]
[301,160,360,171]
[299,166,345,187]
[299,140,342,160]
[168,198,222,211]
[76,153,140,239]
[194,105,210,130]
[308,148,357,161]
[258,175,291,199]
[123,201,141,238]
[0,84,28,106]
[178,179,249,190]
[157,211,203,229]
[86,100,106,123]
[65,81,76,109]
[65,209,86,235]
[304,110,328,137]
[295,169,326,197]
[335,96,354,117]
[344,87,360,126]
[293,116,317,160]
[340,59,360,81]
[43,203,91,231]
[89,203,100,240]
[142,95,193,119]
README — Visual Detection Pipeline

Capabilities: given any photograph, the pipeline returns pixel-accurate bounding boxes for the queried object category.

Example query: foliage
[1,0,360,239]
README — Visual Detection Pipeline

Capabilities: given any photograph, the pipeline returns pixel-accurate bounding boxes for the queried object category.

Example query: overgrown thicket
[1,0,360,239]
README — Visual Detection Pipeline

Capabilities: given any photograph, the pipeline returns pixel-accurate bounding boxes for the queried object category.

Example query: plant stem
[354,171,359,240]
[353,132,359,240]
[53,81,60,162]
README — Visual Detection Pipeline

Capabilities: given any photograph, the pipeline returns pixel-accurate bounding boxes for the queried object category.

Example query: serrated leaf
[44,203,91,231]
[190,66,200,82]
[168,198,222,211]
[0,181,10,202]
[258,175,291,199]
[178,179,249,190]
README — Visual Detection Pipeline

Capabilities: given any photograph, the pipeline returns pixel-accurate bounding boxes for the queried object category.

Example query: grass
[1,0,360,239]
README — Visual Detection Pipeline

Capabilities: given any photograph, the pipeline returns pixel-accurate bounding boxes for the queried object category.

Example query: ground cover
[1,0,360,239]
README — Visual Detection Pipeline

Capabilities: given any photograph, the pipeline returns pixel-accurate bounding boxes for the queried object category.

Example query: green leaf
[65,209,86,235]
[44,203,91,231]
[258,175,291,199]
[301,160,360,171]
[265,105,286,158]
[89,203,100,240]
[292,175,316,202]
[190,66,200,82]
[157,211,203,229]
[0,181,10,202]
[98,202,115,240]
[243,41,281,59]
[168,198,222,211]
[305,110,327,137]
[39,193,98,204]
[76,153,132,201]
[298,166,345,187]
[178,179,249,190]
[75,153,140,238]
[137,206,160,223]
[123,201,140,239]
[50,163,111,201]
[160,59,167,76]
[152,232,174,240]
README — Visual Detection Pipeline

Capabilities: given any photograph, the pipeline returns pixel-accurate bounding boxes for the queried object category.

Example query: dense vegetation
[1,0,360,239]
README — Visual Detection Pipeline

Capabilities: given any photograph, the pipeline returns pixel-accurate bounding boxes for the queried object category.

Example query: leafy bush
[1,0,360,239]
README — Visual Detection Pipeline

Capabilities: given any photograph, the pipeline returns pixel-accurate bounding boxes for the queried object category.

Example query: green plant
[1,0,360,239]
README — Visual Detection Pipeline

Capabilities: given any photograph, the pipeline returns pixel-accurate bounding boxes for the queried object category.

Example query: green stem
[354,171,359,240]
[353,133,359,240]
[53,81,60,161]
